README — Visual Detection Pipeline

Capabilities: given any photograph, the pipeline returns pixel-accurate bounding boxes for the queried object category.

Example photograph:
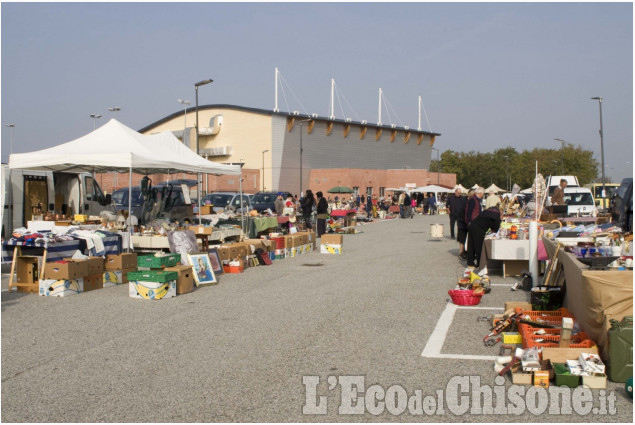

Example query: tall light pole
[298,118,312,196]
[107,107,121,119]
[5,124,15,154]
[503,155,509,192]
[554,138,566,175]
[552,160,559,175]
[261,150,269,191]
[432,147,440,184]
[194,79,213,156]
[89,114,102,130]
[591,97,606,200]
[177,99,190,143]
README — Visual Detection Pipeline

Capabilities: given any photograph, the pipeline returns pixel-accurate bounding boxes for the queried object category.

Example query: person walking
[315,191,329,237]
[366,194,373,217]
[466,207,502,268]
[465,187,484,227]
[446,186,465,240]
[411,195,417,218]
[428,193,437,215]
[403,192,412,219]
[398,192,406,218]
[301,190,315,230]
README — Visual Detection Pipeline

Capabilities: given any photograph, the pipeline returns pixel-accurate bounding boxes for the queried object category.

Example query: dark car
[111,186,144,218]
[250,191,292,213]
[610,178,632,232]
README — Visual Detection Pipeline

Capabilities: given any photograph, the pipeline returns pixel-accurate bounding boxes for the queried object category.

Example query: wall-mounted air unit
[311,113,319,118]
[198,114,223,135]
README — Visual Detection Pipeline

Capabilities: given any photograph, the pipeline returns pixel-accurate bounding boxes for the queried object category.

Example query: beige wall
[144,108,274,190]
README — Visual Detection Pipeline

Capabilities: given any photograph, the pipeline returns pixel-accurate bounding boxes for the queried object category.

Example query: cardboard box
[199,205,213,215]
[128,280,176,300]
[534,370,550,388]
[244,239,265,252]
[83,274,103,292]
[16,256,41,284]
[503,260,529,277]
[582,373,607,389]
[193,225,213,235]
[217,246,231,261]
[511,363,533,385]
[103,268,135,287]
[542,347,599,364]
[504,302,532,315]
[320,234,343,254]
[579,352,605,374]
[105,253,137,270]
[164,265,194,294]
[39,278,83,297]
[283,235,295,249]
[44,261,82,280]
[64,257,104,276]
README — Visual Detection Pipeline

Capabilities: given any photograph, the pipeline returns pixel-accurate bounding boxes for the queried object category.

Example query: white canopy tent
[412,184,453,206]
[9,119,240,175]
[9,119,241,225]
[484,183,504,193]
[455,184,469,194]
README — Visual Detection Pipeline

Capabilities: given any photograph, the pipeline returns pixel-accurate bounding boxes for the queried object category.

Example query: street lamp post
[591,97,606,200]
[5,124,15,154]
[503,155,509,192]
[552,160,559,175]
[432,147,440,184]
[554,138,566,175]
[194,79,213,156]
[261,150,269,191]
[89,114,102,130]
[177,99,190,143]
[107,107,121,119]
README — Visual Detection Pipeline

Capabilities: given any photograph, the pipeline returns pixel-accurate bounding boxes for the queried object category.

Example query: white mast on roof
[274,67,279,113]
[418,96,422,131]
[378,88,382,126]
[329,78,335,120]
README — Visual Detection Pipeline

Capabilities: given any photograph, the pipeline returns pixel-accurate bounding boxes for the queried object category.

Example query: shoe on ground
[458,253,467,260]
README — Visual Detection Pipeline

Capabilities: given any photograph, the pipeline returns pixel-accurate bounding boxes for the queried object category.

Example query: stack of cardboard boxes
[129,253,181,300]
[103,253,138,287]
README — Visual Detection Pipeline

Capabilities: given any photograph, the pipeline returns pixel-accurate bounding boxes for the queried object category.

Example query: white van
[1,164,115,237]
[546,175,580,196]
[563,187,597,217]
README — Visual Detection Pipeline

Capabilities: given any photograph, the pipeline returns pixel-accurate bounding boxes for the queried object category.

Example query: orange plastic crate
[521,328,596,349]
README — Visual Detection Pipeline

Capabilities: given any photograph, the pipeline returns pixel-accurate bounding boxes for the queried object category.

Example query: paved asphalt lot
[1,215,632,422]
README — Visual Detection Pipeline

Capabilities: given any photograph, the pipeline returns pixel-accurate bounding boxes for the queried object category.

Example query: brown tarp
[543,238,633,361]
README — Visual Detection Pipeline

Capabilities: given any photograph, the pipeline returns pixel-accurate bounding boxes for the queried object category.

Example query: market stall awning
[8,119,240,175]
[327,186,354,194]
[412,184,453,193]
[455,184,469,193]
[485,184,504,193]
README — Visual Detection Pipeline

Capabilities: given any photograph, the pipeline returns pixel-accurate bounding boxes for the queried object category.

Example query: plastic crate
[127,270,179,283]
[521,328,596,349]
[137,254,180,268]
[516,307,577,335]
[448,289,483,306]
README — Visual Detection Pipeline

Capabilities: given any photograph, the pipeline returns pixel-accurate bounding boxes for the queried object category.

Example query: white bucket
[430,223,444,238]
[378,210,386,219]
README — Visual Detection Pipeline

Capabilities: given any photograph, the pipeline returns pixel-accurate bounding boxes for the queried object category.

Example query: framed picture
[207,248,224,275]
[168,230,198,265]
[187,253,217,287]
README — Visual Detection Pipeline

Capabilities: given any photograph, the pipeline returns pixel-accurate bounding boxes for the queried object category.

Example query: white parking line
[421,302,503,361]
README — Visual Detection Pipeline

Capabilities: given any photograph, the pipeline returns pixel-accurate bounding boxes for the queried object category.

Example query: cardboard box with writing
[199,205,213,215]
[44,261,82,280]
[165,265,195,294]
[103,268,136,287]
[321,234,343,254]
[39,278,83,297]
[64,257,104,276]
[216,246,231,262]
[129,280,176,300]
[105,253,137,270]
[193,225,213,235]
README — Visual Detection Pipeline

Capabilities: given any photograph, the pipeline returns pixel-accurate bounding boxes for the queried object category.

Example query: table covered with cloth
[542,237,633,361]
[2,230,122,263]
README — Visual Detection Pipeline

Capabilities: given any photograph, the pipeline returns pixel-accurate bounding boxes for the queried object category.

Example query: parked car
[111,186,144,219]
[563,187,597,217]
[610,178,632,232]
[584,182,620,212]
[250,191,292,213]
[201,192,252,213]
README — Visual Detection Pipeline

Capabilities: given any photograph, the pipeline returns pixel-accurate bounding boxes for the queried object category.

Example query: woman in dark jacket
[466,207,502,268]
[315,191,329,237]
[301,190,315,230]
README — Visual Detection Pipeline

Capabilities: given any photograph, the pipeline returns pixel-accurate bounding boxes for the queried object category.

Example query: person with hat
[485,189,502,210]
[274,192,285,215]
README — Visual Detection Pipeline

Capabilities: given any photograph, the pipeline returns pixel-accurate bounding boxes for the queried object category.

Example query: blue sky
[2,2,633,180]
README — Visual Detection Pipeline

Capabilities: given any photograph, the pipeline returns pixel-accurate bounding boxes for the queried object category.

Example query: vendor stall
[542,237,633,361]
[330,209,357,227]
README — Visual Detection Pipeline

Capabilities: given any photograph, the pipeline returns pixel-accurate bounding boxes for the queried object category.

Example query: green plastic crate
[127,270,178,283]
[137,254,180,268]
